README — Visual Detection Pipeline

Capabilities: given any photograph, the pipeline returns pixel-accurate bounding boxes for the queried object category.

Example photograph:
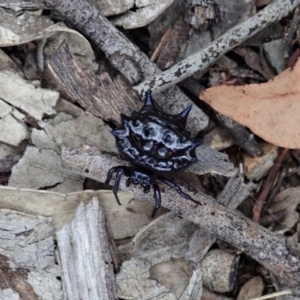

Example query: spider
[105,89,202,217]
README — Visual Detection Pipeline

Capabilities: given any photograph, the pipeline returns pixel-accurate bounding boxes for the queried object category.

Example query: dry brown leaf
[200,60,300,148]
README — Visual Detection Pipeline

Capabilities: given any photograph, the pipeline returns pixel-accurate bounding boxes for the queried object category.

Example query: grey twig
[61,146,300,297]
[134,0,300,95]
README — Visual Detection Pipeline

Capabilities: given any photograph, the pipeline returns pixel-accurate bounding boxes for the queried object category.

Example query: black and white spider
[106,90,201,217]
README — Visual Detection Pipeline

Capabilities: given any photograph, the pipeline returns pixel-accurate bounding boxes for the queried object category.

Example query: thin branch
[61,146,300,297]
[252,148,289,223]
[134,0,300,95]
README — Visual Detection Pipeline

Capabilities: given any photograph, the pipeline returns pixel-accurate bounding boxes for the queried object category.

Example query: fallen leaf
[200,59,300,148]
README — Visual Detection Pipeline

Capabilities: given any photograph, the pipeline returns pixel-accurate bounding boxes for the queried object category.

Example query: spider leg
[161,177,198,204]
[105,167,118,185]
[151,180,161,218]
[113,169,124,205]
[105,166,131,205]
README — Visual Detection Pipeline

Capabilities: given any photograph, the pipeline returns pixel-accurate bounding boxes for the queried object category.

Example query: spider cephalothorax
[106,89,202,217]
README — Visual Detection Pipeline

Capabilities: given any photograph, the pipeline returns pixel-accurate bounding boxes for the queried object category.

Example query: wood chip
[56,197,117,300]
[0,70,58,120]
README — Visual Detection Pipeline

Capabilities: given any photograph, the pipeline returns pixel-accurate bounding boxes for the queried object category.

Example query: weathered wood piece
[56,197,117,300]
[216,113,261,157]
[61,146,300,297]
[47,42,140,124]
[0,209,63,299]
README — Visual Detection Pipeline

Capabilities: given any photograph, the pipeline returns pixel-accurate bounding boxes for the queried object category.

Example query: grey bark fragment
[56,197,117,300]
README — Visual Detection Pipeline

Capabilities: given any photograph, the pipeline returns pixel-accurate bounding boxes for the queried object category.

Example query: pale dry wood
[8,146,84,193]
[149,258,194,299]
[0,209,63,299]
[134,0,300,95]
[56,197,117,300]
[91,0,134,16]
[0,0,45,11]
[61,146,300,297]
[35,101,117,153]
[130,212,199,265]
[0,8,54,46]
[112,0,174,29]
[0,100,28,146]
[179,268,203,300]
[201,249,238,293]
[116,258,176,299]
[0,70,58,120]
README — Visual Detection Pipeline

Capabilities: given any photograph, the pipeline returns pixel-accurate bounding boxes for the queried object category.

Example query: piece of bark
[116,258,176,299]
[0,0,46,11]
[149,258,195,299]
[111,0,174,29]
[201,249,239,293]
[131,212,199,265]
[283,6,300,59]
[60,146,300,297]
[233,47,276,80]
[216,112,261,157]
[90,0,134,16]
[179,268,203,300]
[8,146,84,193]
[243,142,278,181]
[46,42,140,124]
[134,0,300,95]
[267,187,300,229]
[203,126,234,151]
[155,16,190,70]
[0,70,58,120]
[0,209,63,299]
[0,8,54,46]
[40,110,117,153]
[184,0,217,31]
[56,197,117,300]
[202,288,234,300]
[0,99,28,146]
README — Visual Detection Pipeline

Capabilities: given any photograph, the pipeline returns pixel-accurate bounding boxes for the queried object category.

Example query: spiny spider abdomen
[106,89,202,217]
